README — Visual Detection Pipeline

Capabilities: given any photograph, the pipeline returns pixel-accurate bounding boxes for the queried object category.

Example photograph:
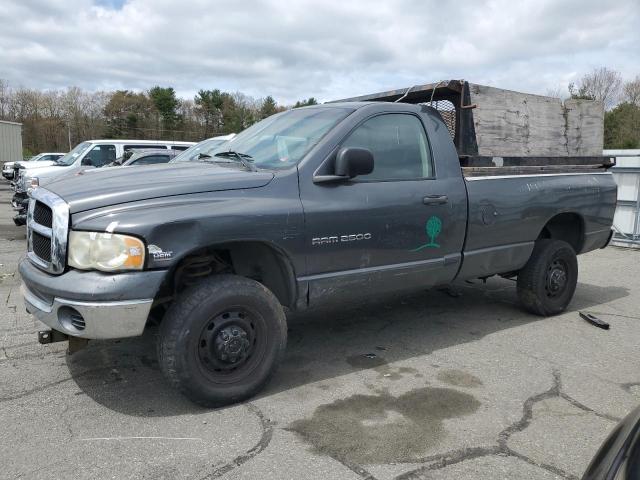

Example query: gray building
[0,120,23,167]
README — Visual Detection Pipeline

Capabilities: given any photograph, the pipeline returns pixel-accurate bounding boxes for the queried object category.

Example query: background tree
[0,79,10,118]
[569,67,622,109]
[604,103,640,149]
[178,98,201,141]
[148,86,180,135]
[104,90,156,139]
[545,86,565,100]
[623,76,640,106]
[194,89,224,136]
[259,95,278,119]
[293,97,318,108]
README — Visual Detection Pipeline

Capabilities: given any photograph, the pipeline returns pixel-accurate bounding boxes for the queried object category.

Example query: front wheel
[158,274,287,407]
[517,239,578,316]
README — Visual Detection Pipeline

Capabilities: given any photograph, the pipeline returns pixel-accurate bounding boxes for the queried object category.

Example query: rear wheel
[517,239,578,316]
[158,274,287,407]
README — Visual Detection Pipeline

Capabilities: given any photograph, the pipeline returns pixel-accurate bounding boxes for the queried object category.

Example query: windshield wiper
[213,151,258,172]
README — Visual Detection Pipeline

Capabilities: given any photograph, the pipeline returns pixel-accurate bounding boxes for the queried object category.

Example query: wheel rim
[196,308,265,383]
[545,259,569,298]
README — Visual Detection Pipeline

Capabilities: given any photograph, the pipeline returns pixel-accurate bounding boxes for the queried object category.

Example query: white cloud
[0,0,638,103]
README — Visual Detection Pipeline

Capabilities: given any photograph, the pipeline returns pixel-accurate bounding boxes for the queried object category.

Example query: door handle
[423,195,448,205]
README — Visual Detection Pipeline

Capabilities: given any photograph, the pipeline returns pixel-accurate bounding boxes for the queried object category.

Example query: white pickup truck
[3,152,65,181]
[14,139,194,194]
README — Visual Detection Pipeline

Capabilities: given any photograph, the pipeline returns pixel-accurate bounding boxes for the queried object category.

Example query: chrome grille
[33,201,53,228]
[27,188,69,274]
[32,231,52,262]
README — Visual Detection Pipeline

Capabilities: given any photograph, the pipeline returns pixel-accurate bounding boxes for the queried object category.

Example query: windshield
[171,138,230,163]
[56,142,91,166]
[27,154,44,162]
[204,107,352,170]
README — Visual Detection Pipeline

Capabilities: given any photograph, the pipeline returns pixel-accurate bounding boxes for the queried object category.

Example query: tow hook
[38,329,68,344]
[38,330,89,354]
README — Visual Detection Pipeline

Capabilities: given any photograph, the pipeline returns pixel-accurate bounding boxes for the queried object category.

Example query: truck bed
[457,163,616,281]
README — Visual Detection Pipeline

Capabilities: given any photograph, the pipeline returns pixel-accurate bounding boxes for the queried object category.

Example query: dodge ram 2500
[19,100,616,406]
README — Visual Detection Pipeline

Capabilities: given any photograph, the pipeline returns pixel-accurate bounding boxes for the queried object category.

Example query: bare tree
[623,76,640,106]
[569,67,622,109]
[0,79,10,119]
[545,86,565,100]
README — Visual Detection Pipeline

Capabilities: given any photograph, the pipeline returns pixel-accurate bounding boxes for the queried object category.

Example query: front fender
[69,186,306,275]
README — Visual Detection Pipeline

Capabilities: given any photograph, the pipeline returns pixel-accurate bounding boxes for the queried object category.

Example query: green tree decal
[411,216,442,251]
[426,216,442,247]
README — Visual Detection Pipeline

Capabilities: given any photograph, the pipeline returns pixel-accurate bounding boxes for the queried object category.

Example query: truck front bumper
[13,213,26,226]
[12,197,29,225]
[11,192,27,208]
[19,258,167,339]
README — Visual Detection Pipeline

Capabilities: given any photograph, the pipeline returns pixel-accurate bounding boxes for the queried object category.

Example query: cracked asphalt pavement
[1,181,639,480]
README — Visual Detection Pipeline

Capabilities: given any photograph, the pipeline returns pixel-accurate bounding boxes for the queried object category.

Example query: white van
[15,139,194,192]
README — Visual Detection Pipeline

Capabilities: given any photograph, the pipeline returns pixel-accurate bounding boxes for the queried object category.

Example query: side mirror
[335,147,374,178]
[313,147,375,184]
[81,157,93,166]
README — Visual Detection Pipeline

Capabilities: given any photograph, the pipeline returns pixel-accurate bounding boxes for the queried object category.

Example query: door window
[342,114,433,181]
[83,145,116,167]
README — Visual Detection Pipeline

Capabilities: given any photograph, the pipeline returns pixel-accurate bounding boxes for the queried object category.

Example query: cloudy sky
[1,0,638,104]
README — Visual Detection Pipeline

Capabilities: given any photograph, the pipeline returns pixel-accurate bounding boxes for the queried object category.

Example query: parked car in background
[13,139,193,197]
[3,152,65,180]
[170,134,236,163]
[11,140,193,226]
[104,148,182,168]
[85,149,181,172]
[16,150,184,223]
[120,149,181,166]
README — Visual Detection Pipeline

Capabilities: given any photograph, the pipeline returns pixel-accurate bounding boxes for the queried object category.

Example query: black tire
[517,239,578,316]
[158,274,287,407]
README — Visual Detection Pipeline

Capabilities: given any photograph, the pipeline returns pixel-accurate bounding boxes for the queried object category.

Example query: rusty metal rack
[331,80,479,156]
[331,80,611,172]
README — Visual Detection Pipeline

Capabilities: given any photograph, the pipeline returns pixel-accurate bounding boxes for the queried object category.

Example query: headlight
[26,177,38,195]
[68,231,146,272]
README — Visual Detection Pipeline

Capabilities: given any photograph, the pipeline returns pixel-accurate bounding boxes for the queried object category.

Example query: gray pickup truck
[19,83,617,406]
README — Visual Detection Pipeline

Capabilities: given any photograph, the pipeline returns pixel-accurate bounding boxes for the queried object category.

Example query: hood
[18,162,63,174]
[45,162,275,213]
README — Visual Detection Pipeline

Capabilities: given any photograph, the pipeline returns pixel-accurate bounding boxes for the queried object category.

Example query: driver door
[299,112,464,305]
